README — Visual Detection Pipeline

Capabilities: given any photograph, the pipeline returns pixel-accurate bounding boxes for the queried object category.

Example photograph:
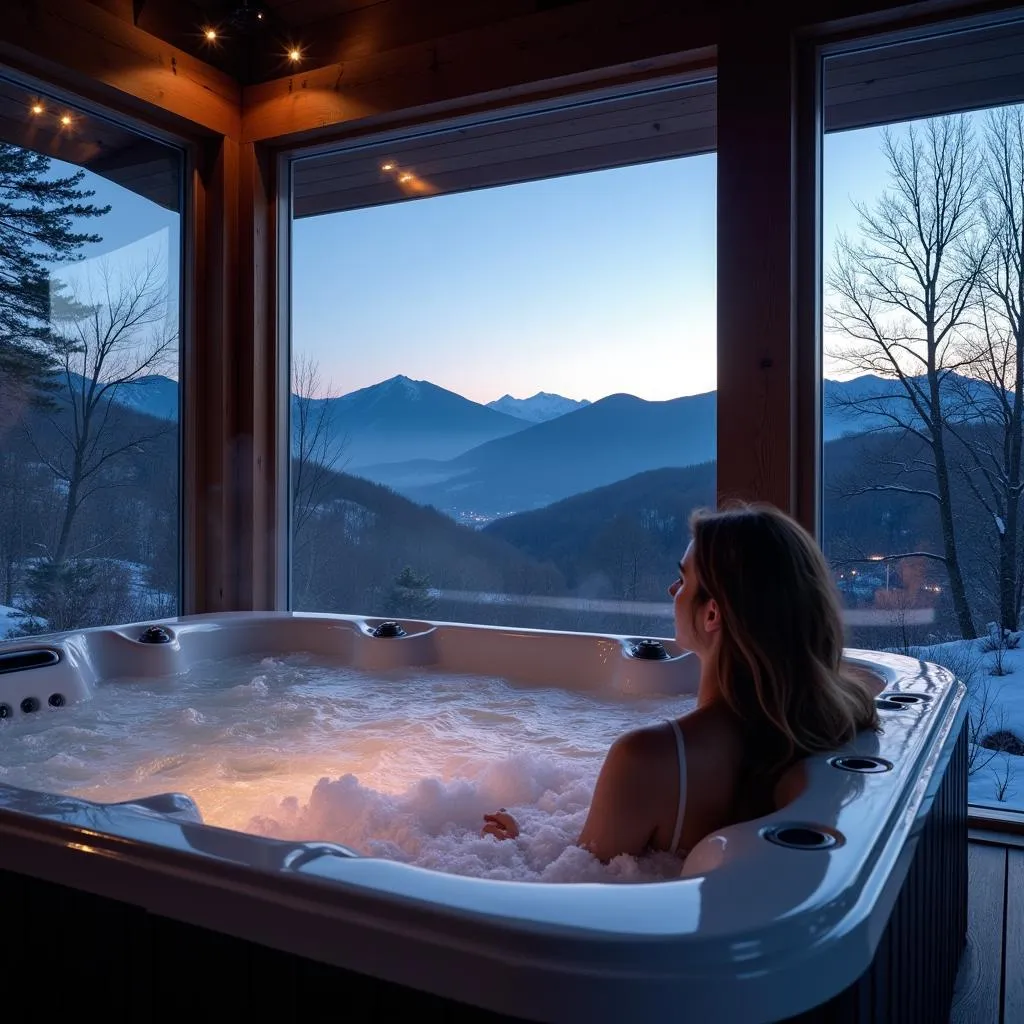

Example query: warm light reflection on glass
[30,103,44,115]
[67,836,102,854]
[60,114,72,128]
[390,168,437,197]
[381,162,395,172]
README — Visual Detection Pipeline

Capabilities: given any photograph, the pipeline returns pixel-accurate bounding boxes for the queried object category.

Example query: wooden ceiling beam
[85,0,138,20]
[0,0,240,139]
[271,0,538,69]
[264,0,381,26]
[241,0,1020,147]
[241,0,717,145]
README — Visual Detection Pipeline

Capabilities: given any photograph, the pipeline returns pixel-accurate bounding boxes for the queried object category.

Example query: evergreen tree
[387,565,437,617]
[0,142,109,397]
[23,558,101,634]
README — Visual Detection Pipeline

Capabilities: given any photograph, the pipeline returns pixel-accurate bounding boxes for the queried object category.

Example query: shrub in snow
[980,730,1024,757]
[980,622,1022,653]
[915,643,981,687]
[979,622,1019,676]
[992,758,1018,803]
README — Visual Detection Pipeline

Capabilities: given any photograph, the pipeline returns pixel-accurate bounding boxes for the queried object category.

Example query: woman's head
[670,503,879,773]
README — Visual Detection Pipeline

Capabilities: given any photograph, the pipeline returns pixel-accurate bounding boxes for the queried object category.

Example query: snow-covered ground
[909,630,1024,812]
[0,605,37,640]
[0,557,171,640]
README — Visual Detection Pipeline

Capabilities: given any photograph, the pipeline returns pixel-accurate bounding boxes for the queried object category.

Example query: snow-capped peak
[381,374,424,401]
[486,392,591,424]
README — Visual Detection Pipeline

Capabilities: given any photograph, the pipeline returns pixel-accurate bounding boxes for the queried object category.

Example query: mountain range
[486,392,590,422]
[362,390,718,515]
[86,369,1000,517]
[292,375,525,468]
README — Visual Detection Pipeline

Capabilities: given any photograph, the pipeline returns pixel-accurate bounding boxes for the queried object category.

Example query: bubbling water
[0,653,695,882]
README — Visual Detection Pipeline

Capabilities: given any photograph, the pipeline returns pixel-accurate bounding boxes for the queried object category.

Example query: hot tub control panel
[0,646,77,720]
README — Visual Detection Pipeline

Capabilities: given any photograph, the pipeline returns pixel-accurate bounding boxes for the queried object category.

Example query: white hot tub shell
[0,612,968,1023]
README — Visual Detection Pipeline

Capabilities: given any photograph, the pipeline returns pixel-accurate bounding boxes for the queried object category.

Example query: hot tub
[0,612,967,1023]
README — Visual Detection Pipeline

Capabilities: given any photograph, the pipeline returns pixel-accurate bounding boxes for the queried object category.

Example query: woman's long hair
[688,503,880,811]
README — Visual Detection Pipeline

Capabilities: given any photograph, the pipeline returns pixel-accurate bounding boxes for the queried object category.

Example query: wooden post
[183,136,284,614]
[184,136,237,613]
[716,20,802,519]
[235,142,286,610]
[794,41,823,537]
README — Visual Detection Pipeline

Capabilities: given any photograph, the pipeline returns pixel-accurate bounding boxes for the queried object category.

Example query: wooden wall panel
[0,0,239,138]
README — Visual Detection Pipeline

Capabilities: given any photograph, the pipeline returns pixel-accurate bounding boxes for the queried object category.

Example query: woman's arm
[482,729,662,861]
[576,730,660,862]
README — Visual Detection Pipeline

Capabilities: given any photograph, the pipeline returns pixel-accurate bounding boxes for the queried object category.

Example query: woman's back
[577,703,748,860]
[675,703,751,852]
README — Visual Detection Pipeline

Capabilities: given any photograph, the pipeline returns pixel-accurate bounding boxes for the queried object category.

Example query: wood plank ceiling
[0,73,180,210]
[53,1,1024,220]
[291,76,716,218]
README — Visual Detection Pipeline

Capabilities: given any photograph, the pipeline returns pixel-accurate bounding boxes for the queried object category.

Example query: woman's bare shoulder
[677,702,745,761]
[608,721,675,766]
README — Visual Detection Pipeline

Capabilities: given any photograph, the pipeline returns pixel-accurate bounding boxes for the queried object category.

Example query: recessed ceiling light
[204,27,218,42]
[288,47,302,63]
[30,103,44,115]
[60,114,72,127]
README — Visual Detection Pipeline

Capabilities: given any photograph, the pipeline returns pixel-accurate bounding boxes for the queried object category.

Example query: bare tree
[0,452,35,605]
[991,757,1018,802]
[949,108,1024,633]
[291,354,347,605]
[28,253,176,566]
[968,679,1007,775]
[827,116,985,638]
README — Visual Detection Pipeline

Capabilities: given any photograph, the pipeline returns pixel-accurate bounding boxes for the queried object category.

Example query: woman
[482,503,880,861]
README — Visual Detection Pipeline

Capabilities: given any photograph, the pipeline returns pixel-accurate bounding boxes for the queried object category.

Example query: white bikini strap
[666,717,687,854]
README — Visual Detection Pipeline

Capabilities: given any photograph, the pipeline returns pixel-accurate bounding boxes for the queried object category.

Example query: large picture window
[0,77,182,640]
[288,79,716,638]
[821,19,1024,813]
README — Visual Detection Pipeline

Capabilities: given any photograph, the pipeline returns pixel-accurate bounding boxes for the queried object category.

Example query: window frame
[275,60,719,620]
[807,7,1024,822]
[0,62,192,622]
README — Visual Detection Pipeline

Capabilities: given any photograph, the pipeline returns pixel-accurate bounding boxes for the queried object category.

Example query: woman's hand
[481,809,520,841]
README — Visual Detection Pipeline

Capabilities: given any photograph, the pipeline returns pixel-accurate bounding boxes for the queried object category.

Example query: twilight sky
[288,124,898,404]
[57,114,972,403]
